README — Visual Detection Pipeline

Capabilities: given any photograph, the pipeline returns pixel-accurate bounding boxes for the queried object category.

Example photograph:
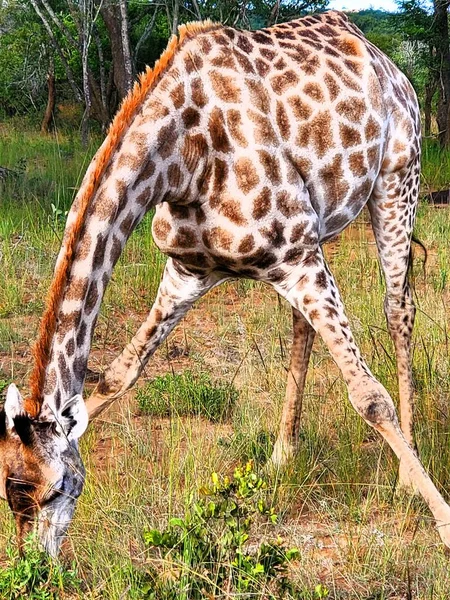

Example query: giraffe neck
[39,97,205,418]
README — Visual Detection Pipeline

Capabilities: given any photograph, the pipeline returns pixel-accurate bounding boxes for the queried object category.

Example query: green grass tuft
[136,370,238,422]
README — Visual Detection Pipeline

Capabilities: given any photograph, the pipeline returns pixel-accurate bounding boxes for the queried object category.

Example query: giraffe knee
[357,391,397,427]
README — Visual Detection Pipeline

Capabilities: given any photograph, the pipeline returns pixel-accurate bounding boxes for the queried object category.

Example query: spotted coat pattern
[5,11,450,552]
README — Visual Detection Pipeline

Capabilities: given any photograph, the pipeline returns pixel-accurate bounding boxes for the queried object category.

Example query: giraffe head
[0,384,88,556]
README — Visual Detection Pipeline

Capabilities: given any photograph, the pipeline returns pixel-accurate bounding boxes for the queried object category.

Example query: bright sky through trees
[328,0,398,12]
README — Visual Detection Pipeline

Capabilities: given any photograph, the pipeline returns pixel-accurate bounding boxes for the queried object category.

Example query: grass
[136,369,238,421]
[1,123,450,597]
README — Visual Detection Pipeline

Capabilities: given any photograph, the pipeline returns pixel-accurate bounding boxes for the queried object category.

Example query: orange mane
[26,20,220,417]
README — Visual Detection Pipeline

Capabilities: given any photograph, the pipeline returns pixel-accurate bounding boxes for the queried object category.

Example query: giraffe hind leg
[368,154,420,490]
[272,248,450,548]
[86,258,226,418]
[271,307,315,466]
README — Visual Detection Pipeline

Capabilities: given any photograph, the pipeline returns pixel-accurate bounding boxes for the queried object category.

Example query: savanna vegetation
[1,0,450,598]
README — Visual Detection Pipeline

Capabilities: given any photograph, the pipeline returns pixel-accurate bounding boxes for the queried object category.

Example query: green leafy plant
[141,461,300,599]
[136,370,238,422]
[0,535,82,599]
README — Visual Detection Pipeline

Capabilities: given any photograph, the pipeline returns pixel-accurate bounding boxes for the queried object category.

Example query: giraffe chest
[152,199,320,278]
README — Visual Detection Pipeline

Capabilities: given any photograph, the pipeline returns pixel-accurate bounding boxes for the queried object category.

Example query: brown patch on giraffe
[212,158,228,200]
[120,211,135,235]
[284,247,305,265]
[301,54,321,76]
[56,310,82,344]
[253,31,273,45]
[320,155,350,217]
[85,281,99,315]
[276,190,300,218]
[43,367,57,395]
[209,107,232,153]
[288,96,312,121]
[393,139,407,154]
[170,82,185,108]
[252,187,272,220]
[128,130,149,153]
[297,111,334,159]
[182,107,200,129]
[132,158,156,190]
[167,163,184,189]
[246,79,270,113]
[315,270,327,290]
[89,188,115,222]
[234,157,260,194]
[276,101,290,140]
[290,222,306,243]
[323,73,340,101]
[66,277,89,302]
[255,58,270,77]
[58,353,70,392]
[336,34,364,57]
[237,35,253,54]
[365,116,381,141]
[248,110,277,145]
[116,152,141,171]
[173,226,198,248]
[227,110,248,147]
[153,217,172,241]
[257,150,281,185]
[347,178,372,207]
[303,82,324,103]
[241,248,277,269]
[182,133,208,173]
[274,57,288,70]
[136,186,152,207]
[219,198,247,226]
[210,71,241,103]
[270,70,299,95]
[349,151,367,177]
[238,234,255,253]
[195,206,207,224]
[184,52,203,74]
[157,119,178,159]
[288,154,312,179]
[326,59,362,92]
[367,145,380,167]
[339,123,362,148]
[234,49,255,74]
[259,219,286,248]
[76,230,93,261]
[191,78,208,108]
[367,73,383,113]
[206,227,233,251]
[336,98,367,123]
[260,48,277,60]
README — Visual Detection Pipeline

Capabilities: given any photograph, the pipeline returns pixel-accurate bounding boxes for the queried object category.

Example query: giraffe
[1,10,450,556]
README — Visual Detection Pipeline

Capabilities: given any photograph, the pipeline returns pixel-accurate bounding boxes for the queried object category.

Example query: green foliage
[136,369,238,421]
[140,462,300,599]
[0,535,82,599]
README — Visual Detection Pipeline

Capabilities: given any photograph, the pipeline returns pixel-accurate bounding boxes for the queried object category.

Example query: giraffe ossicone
[1,10,450,555]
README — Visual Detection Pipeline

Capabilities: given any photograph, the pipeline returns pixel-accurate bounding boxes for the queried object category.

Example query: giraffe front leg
[86,259,225,418]
[271,307,315,467]
[273,250,450,548]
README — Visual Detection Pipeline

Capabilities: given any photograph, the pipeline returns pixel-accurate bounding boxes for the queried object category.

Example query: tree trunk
[424,79,437,137]
[434,0,450,148]
[119,0,133,93]
[41,59,56,134]
[101,1,132,101]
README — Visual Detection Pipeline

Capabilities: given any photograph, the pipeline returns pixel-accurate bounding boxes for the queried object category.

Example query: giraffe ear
[4,384,26,431]
[59,394,88,441]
